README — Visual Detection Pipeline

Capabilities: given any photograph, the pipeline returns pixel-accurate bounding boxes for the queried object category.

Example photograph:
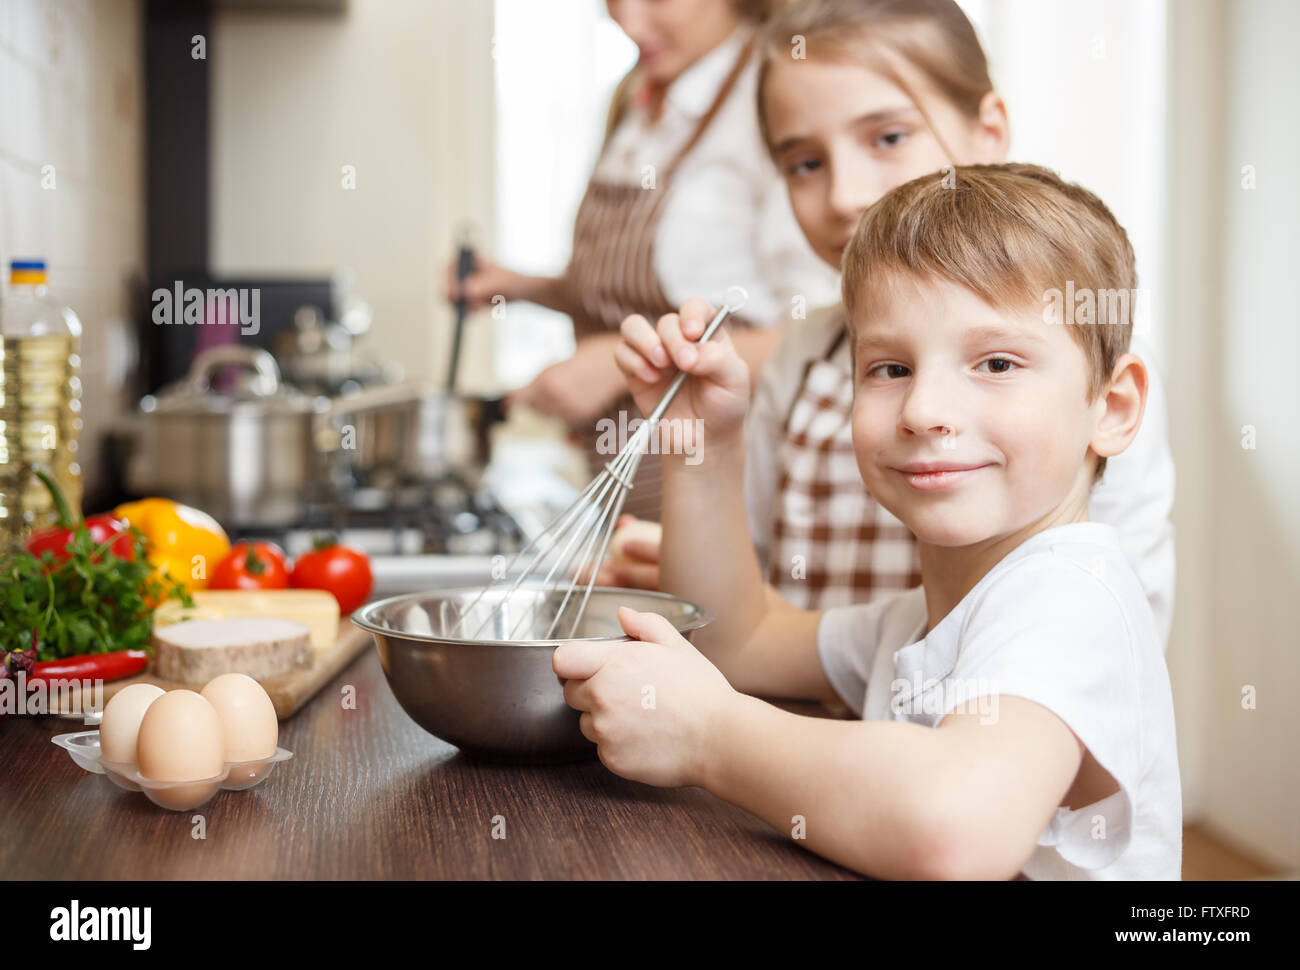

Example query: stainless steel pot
[127,345,329,527]
[353,586,712,762]
[273,305,391,397]
[321,382,503,487]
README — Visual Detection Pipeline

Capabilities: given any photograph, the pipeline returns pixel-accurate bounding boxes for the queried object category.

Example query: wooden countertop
[0,644,859,880]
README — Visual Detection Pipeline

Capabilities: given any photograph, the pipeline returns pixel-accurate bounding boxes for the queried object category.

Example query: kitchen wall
[1197,0,1299,870]
[964,0,1168,358]
[209,0,497,392]
[0,0,145,499]
[1163,0,1221,855]
[1165,0,1299,872]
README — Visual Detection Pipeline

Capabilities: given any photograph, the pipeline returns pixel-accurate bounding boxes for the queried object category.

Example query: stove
[230,471,532,599]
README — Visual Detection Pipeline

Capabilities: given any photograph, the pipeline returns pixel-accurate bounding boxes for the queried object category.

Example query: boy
[554,164,1181,879]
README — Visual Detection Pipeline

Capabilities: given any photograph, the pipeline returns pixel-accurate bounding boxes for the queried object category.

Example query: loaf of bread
[151,617,314,685]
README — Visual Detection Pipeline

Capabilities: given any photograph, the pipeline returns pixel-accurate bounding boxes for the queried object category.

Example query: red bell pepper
[24,468,134,565]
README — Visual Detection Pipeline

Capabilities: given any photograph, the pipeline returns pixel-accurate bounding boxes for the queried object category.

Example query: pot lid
[140,345,327,415]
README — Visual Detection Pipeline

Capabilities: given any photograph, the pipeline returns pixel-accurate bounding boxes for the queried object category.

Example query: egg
[99,683,165,764]
[137,690,226,783]
[609,518,662,565]
[201,673,278,762]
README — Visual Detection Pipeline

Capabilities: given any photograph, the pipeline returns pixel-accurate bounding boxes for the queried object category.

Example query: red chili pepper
[24,467,135,565]
[30,650,148,683]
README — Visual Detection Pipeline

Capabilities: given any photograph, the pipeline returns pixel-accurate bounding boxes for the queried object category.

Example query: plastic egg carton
[52,731,293,810]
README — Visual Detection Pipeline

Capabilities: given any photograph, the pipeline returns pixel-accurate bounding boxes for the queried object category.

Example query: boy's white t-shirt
[817,522,1182,880]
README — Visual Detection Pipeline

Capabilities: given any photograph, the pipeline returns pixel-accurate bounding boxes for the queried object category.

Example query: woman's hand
[554,606,738,788]
[445,252,572,314]
[506,332,626,425]
[616,297,751,445]
[444,252,527,312]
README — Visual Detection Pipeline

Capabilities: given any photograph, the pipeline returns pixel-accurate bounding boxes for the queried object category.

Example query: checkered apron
[562,41,754,522]
[767,322,922,609]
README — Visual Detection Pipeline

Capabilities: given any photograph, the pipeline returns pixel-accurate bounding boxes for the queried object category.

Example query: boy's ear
[974,91,1010,163]
[1090,353,1148,461]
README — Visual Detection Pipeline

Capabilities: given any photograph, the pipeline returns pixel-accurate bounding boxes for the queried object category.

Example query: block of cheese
[152,617,313,684]
[152,590,339,655]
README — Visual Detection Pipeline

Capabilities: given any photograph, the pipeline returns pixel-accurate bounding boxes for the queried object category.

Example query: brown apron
[767,321,923,609]
[562,41,754,522]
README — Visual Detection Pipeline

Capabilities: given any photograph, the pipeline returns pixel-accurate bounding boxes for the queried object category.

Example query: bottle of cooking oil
[0,259,84,551]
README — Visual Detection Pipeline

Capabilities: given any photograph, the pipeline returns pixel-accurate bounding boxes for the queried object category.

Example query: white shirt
[745,304,1178,648]
[594,27,840,327]
[818,522,1183,880]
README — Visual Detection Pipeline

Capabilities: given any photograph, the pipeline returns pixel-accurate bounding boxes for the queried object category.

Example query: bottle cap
[10,259,47,285]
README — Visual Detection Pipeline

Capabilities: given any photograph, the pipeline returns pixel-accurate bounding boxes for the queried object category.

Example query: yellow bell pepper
[113,498,231,593]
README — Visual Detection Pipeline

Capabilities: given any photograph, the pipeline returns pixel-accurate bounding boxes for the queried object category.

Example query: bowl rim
[351,584,714,647]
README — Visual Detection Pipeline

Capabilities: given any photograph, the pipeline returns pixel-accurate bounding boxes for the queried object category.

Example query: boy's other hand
[553,605,736,788]
[615,297,751,445]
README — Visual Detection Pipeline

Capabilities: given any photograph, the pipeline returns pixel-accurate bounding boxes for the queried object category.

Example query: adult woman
[449,0,837,518]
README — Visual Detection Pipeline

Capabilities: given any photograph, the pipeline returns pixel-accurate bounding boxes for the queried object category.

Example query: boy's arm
[618,299,834,703]
[660,433,834,703]
[701,693,1085,879]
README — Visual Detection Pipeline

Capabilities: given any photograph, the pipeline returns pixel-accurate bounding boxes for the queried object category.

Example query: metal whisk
[449,297,742,642]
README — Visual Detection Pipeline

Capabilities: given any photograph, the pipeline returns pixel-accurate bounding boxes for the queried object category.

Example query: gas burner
[232,471,524,560]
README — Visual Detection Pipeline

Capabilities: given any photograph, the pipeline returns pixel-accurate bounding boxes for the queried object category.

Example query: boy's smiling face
[850,274,1104,547]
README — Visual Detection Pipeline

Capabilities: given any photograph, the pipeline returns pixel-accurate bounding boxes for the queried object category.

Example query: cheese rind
[153,590,340,654]
[152,617,313,684]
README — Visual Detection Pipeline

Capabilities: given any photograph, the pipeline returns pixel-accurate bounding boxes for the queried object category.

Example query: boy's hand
[615,297,751,445]
[553,605,737,788]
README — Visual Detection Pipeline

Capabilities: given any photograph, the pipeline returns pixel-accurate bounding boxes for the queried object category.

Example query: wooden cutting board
[51,621,373,721]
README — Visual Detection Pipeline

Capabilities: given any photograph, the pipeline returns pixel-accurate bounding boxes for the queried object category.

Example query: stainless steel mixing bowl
[352,586,713,763]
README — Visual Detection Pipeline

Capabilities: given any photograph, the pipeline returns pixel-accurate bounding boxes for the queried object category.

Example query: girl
[448,0,838,519]
[607,0,1175,646]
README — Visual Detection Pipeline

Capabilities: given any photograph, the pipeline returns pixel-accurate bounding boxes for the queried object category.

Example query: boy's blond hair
[843,163,1137,402]
[843,164,1139,478]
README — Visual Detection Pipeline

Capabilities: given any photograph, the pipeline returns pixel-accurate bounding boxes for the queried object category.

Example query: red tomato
[211,541,291,590]
[290,541,373,614]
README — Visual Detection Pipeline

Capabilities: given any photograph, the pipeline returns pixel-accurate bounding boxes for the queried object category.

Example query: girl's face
[607,0,742,85]
[763,56,1008,269]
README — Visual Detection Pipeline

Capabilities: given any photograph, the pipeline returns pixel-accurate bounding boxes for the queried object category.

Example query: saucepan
[127,345,330,527]
[318,382,505,488]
